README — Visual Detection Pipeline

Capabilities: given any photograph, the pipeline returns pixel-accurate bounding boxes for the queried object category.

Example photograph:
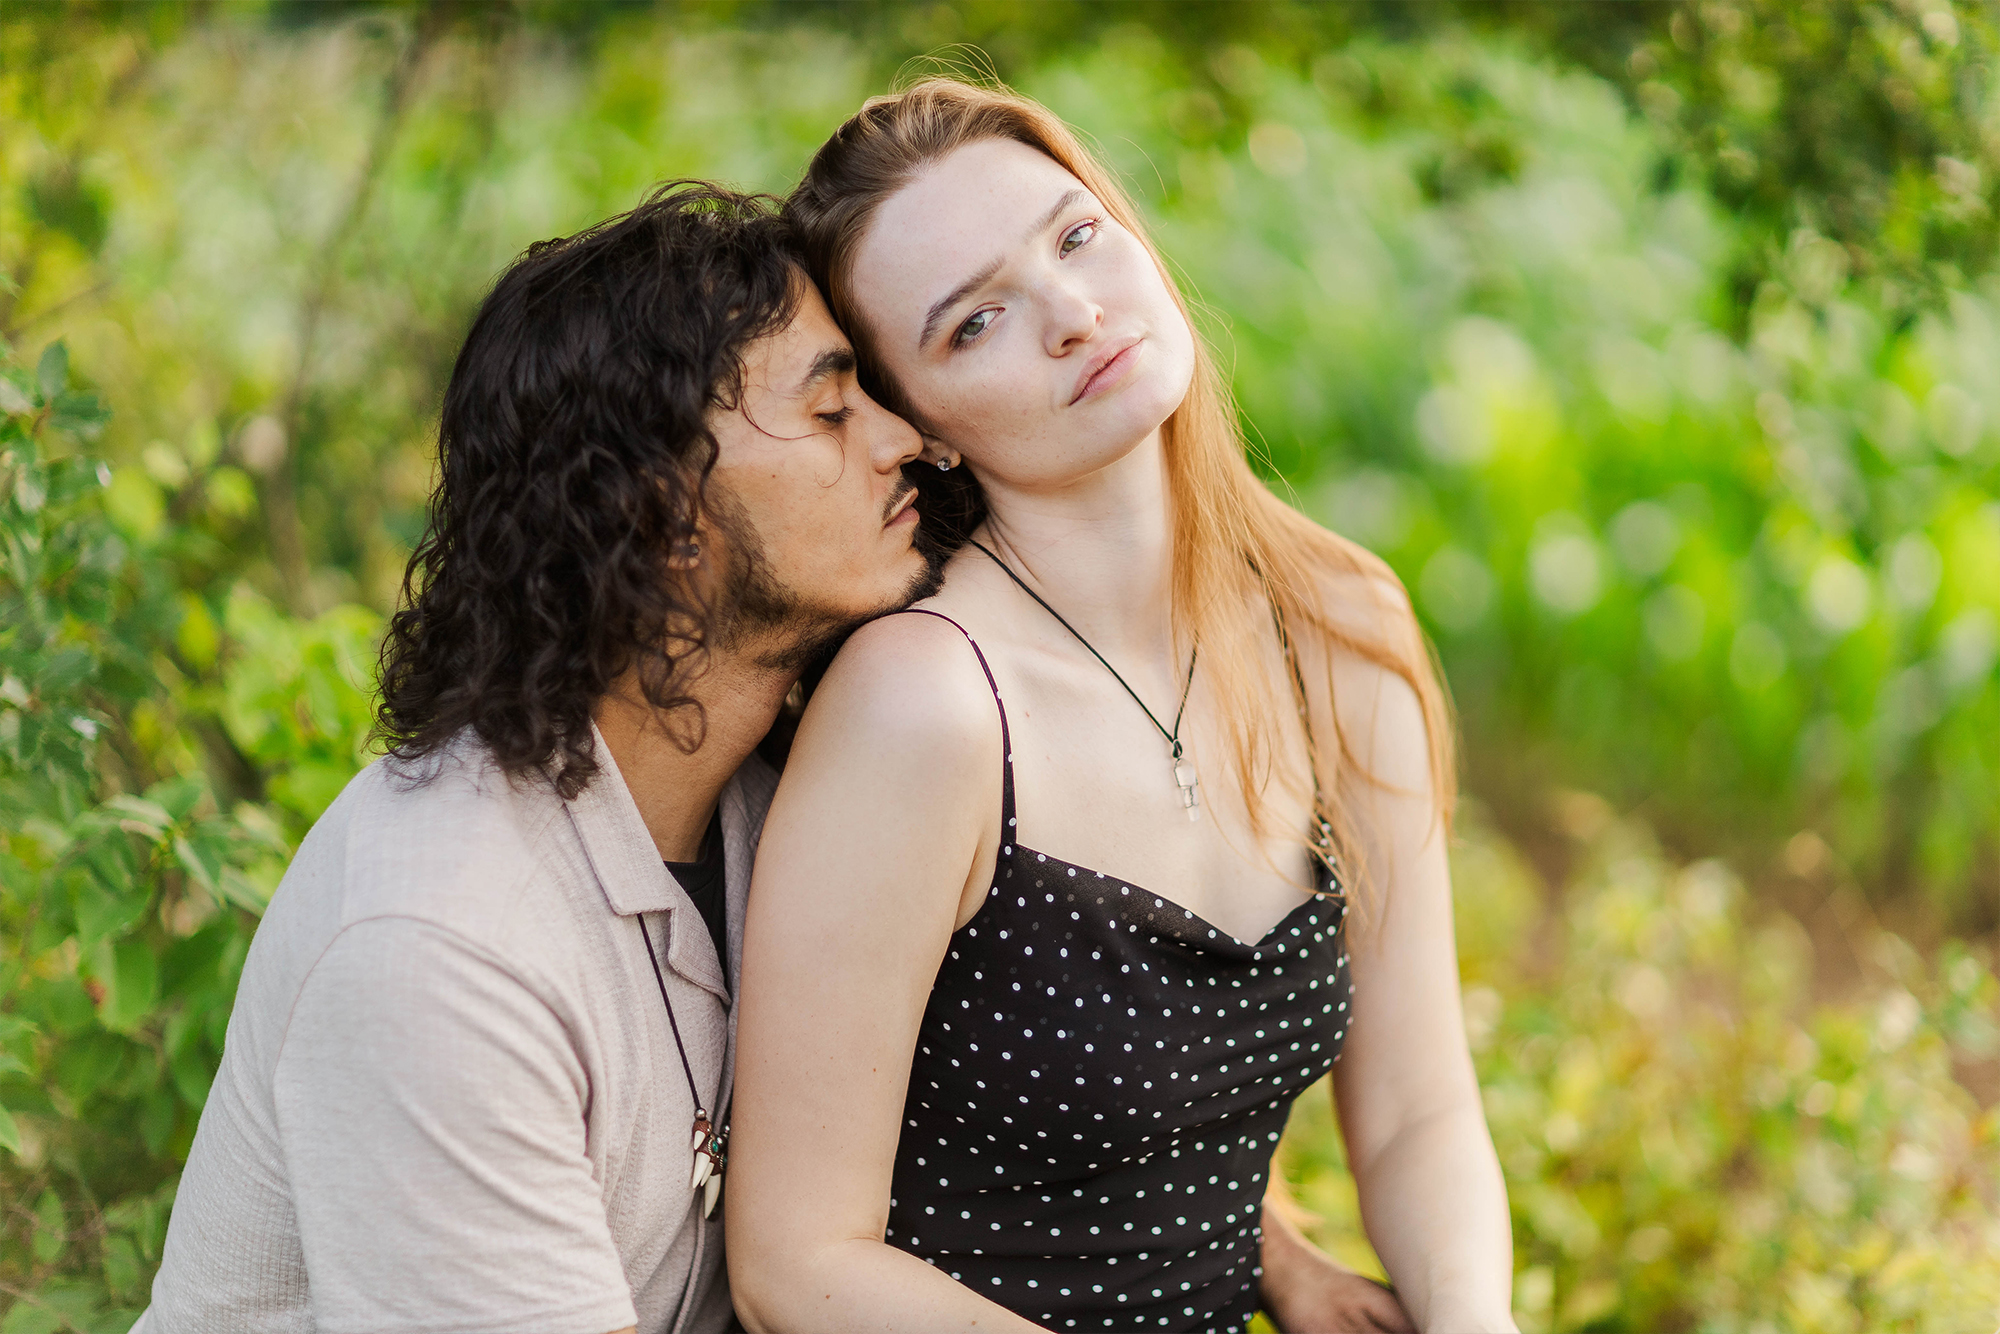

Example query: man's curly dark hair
[376,181,802,798]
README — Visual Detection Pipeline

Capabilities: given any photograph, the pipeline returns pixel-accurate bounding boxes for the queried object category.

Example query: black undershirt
[662,809,728,982]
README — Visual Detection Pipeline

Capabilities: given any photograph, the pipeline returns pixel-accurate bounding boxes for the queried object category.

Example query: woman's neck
[975,430,1177,662]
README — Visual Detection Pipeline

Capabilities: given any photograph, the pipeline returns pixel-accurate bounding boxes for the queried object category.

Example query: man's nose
[864,394,923,472]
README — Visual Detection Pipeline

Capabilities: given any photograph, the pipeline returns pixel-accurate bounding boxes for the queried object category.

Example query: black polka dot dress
[886,613,1354,1333]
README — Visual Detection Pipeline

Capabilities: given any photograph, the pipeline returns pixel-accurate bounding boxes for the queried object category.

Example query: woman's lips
[1069,339,1141,405]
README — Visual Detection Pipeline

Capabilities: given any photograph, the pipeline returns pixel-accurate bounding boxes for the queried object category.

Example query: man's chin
[748,553,944,674]
[900,539,949,607]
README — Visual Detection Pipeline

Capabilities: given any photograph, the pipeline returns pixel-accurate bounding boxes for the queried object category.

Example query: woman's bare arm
[1329,646,1516,1333]
[726,614,1045,1334]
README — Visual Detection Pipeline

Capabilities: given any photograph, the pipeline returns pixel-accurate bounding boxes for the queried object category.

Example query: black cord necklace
[636,914,726,1218]
[969,538,1203,820]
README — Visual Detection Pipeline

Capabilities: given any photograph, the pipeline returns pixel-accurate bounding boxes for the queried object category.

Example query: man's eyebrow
[796,345,856,393]
[917,187,1090,351]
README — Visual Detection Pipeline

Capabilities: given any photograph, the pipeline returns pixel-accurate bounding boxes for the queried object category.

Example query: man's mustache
[882,474,918,524]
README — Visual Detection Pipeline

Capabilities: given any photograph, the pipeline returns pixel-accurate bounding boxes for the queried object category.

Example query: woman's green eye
[954,309,995,345]
[1060,221,1098,256]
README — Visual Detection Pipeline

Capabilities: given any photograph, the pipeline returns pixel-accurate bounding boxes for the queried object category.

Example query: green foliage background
[2,2,1997,1330]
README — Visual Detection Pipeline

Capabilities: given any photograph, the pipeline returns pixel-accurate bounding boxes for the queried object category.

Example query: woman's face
[847,137,1196,489]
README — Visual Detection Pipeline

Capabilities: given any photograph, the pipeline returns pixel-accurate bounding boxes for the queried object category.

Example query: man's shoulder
[270,733,577,956]
[342,733,564,852]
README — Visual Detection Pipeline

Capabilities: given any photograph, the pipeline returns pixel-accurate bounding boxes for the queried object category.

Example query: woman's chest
[906,858,1352,1173]
[994,659,1322,943]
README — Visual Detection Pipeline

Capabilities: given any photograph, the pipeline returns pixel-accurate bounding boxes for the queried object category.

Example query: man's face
[703,281,938,668]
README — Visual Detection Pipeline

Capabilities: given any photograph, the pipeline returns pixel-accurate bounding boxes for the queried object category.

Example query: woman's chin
[1077,358,1189,437]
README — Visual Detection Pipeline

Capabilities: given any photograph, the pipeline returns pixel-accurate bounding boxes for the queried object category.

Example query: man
[136,183,936,1334]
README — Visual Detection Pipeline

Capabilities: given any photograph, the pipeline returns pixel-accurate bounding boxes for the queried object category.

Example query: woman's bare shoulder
[799,607,1004,768]
[1301,555,1435,786]
[1305,546,1421,655]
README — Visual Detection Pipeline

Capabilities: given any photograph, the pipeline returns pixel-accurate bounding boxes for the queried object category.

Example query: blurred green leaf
[47,392,109,440]
[87,939,158,1035]
[170,834,219,896]
[25,162,109,256]
[35,343,68,405]
[31,1191,65,1265]
[71,879,142,949]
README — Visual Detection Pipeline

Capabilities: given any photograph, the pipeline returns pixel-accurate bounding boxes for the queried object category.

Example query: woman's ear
[918,433,961,472]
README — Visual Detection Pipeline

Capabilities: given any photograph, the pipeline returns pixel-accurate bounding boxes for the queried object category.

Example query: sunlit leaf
[101,795,173,841]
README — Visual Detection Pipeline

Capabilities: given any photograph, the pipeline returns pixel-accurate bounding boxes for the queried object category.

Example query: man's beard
[710,475,946,674]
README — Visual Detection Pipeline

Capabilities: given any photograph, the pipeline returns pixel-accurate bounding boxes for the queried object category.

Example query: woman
[727,78,1515,1334]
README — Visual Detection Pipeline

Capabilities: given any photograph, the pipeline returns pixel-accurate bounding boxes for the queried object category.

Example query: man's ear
[666,509,713,572]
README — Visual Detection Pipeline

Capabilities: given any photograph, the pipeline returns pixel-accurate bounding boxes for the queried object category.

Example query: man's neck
[977,430,1177,662]
[593,654,793,862]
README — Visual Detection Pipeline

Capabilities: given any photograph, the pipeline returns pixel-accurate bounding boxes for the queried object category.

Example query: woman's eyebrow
[919,258,1001,350]
[916,187,1090,351]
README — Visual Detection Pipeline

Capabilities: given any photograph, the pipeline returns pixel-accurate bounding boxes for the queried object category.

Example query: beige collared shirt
[135,726,774,1334]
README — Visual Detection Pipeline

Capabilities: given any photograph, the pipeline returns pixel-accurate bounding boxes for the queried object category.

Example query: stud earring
[936,458,953,471]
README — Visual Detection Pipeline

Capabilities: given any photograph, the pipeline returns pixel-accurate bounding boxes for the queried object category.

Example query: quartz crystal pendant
[1173,756,1201,822]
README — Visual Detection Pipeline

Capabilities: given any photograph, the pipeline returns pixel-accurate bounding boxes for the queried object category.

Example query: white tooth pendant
[690,1112,713,1191]
[702,1172,722,1218]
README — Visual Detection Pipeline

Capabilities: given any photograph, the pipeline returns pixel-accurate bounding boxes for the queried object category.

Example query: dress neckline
[998,840,1332,950]
[891,607,1341,952]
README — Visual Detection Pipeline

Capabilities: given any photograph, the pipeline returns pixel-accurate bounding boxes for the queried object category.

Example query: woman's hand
[1258,1192,1413,1334]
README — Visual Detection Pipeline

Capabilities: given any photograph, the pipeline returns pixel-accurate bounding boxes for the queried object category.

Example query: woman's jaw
[848,137,1196,494]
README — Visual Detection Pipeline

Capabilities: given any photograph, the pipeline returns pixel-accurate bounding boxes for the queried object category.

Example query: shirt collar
[566,721,736,1000]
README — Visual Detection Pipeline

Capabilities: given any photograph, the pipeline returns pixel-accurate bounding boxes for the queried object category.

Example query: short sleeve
[272,917,637,1334]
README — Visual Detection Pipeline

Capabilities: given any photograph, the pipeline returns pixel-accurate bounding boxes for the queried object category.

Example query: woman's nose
[1042,279,1103,356]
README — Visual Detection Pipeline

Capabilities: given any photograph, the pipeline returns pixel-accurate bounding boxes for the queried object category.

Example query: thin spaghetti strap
[882,609,1018,843]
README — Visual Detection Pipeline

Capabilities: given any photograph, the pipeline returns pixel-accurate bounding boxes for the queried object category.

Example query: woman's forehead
[852,139,1087,337]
